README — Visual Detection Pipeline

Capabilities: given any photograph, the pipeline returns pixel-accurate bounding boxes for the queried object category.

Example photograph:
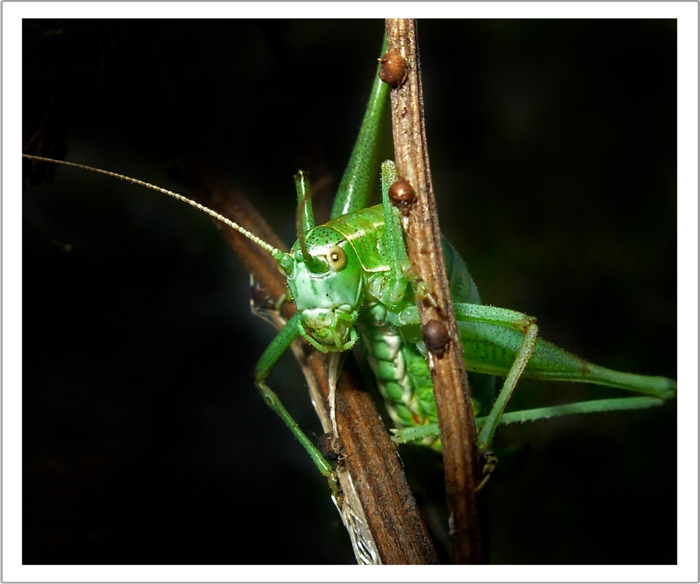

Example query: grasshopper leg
[254,312,337,492]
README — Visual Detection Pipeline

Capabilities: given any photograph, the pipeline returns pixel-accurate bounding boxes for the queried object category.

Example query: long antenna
[23,154,293,271]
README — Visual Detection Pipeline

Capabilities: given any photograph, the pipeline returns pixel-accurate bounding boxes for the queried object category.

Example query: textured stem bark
[384,19,485,564]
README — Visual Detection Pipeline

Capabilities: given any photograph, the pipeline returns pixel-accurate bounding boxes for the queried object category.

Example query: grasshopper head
[286,226,363,352]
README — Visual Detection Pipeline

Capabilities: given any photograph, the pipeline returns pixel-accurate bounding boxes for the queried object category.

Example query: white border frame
[3,3,697,582]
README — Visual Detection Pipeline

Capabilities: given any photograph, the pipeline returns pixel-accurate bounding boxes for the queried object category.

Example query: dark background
[23,20,676,564]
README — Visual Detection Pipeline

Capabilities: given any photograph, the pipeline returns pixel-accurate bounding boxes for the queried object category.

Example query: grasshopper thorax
[287,226,364,352]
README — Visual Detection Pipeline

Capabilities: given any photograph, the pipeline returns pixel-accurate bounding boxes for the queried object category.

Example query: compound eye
[327,246,347,271]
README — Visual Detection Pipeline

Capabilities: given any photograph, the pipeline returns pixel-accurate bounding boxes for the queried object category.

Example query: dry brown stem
[384,19,485,564]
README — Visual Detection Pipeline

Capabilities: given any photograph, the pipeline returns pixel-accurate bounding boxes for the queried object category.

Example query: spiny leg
[254,311,337,492]
[331,35,391,219]
[450,303,539,486]
[391,395,666,446]
[475,316,539,450]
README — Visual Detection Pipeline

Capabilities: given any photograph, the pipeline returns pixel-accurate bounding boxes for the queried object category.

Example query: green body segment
[359,322,437,427]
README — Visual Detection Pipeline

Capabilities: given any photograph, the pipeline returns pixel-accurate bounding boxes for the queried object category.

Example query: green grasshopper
[23,20,672,564]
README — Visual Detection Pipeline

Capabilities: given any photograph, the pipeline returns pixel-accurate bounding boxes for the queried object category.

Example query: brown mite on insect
[379,51,409,88]
[388,179,417,210]
[422,319,450,358]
